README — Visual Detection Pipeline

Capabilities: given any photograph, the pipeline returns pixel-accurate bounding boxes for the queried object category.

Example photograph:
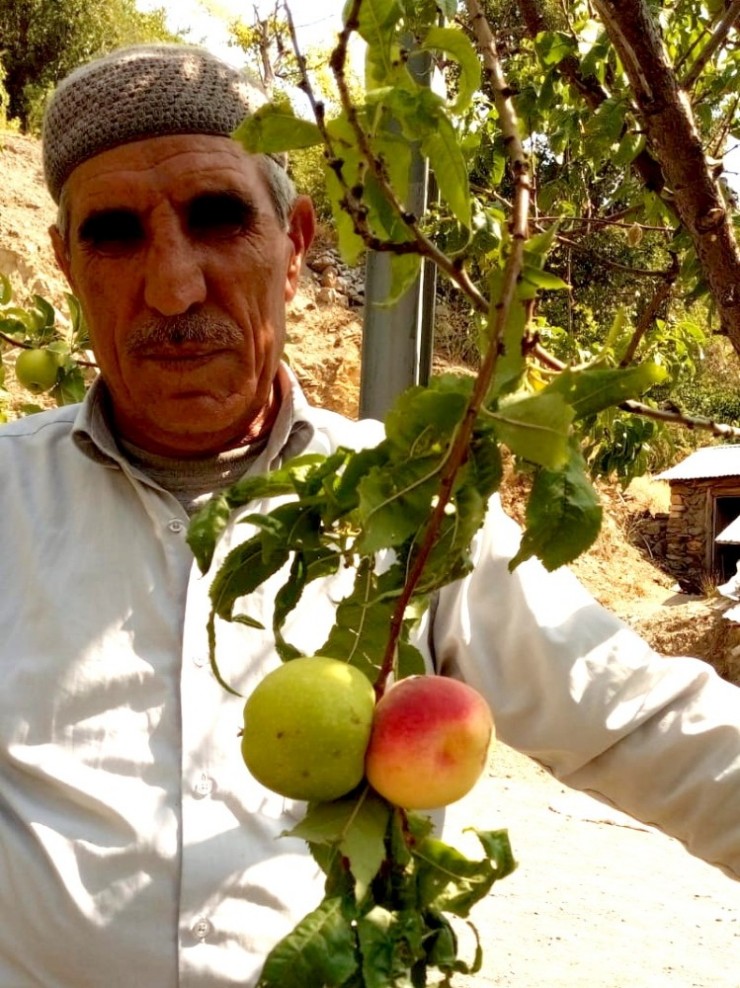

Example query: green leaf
[233,102,323,154]
[383,252,422,306]
[356,906,426,987]
[472,829,517,880]
[257,896,358,988]
[413,835,501,917]
[0,273,12,305]
[545,363,667,420]
[288,792,392,900]
[489,273,527,395]
[510,449,603,571]
[356,456,441,552]
[489,392,574,470]
[187,494,232,573]
[422,114,471,228]
[520,265,570,291]
[420,26,481,113]
[534,30,577,67]
[209,536,289,620]
[385,381,469,455]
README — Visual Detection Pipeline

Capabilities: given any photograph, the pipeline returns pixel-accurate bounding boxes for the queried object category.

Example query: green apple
[14,348,58,394]
[241,655,376,802]
[365,676,494,809]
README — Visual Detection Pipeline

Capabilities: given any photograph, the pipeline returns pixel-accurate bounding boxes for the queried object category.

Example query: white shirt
[1,368,738,986]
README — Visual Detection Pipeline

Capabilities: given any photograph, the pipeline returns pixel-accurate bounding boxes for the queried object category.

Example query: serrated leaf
[233,103,323,154]
[385,382,469,455]
[286,792,391,901]
[510,450,603,571]
[413,836,501,917]
[420,26,481,113]
[471,829,517,880]
[545,363,667,420]
[257,896,358,988]
[356,457,441,552]
[356,906,426,988]
[209,536,289,620]
[490,392,573,469]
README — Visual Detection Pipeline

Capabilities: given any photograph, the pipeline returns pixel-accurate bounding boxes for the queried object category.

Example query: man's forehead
[65,133,265,211]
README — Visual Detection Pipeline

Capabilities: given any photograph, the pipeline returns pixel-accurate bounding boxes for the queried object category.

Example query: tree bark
[593,0,740,353]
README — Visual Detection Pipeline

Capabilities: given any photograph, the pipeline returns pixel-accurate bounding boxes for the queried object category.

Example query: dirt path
[441,745,740,987]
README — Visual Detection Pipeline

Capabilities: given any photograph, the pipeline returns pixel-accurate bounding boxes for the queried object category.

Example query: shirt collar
[71,363,316,472]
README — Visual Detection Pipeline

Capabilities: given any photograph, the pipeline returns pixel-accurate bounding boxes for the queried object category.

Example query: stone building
[658,445,740,593]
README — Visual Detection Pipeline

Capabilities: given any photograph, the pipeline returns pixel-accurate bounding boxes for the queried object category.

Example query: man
[0,42,738,987]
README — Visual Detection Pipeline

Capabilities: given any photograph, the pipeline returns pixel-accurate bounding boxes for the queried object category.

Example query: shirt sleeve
[431,495,740,880]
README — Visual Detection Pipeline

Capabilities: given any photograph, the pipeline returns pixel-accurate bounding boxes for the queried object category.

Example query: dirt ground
[2,129,739,985]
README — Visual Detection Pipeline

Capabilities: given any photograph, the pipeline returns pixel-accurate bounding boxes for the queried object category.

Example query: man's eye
[188,194,253,239]
[79,211,143,252]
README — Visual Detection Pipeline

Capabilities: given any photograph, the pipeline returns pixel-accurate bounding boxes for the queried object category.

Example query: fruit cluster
[241,656,494,809]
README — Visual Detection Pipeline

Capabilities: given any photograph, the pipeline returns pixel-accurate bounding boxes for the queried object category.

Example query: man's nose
[144,224,207,316]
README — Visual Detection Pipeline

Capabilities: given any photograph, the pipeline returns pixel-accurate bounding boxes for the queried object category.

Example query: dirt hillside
[2,130,738,685]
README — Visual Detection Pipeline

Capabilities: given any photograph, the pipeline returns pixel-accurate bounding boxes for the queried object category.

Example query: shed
[657,445,740,591]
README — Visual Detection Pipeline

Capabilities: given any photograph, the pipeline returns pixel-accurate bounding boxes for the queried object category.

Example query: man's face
[51,134,314,457]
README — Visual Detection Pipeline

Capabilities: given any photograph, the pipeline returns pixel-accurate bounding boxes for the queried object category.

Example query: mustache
[126,313,244,354]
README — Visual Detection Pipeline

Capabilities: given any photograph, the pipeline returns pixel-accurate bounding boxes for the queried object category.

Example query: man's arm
[431,495,740,879]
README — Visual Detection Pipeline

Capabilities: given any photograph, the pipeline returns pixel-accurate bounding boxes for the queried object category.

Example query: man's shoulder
[303,405,385,453]
[0,404,80,444]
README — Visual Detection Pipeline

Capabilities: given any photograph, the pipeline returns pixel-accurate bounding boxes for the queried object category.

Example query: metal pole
[358,50,438,421]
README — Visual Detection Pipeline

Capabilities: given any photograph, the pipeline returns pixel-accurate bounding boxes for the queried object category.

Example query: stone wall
[664,481,710,593]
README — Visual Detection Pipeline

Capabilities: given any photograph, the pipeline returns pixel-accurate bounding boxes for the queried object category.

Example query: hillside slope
[1,130,737,683]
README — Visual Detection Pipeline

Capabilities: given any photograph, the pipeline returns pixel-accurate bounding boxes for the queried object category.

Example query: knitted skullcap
[43,43,277,203]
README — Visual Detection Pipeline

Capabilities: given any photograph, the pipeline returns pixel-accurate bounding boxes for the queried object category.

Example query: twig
[682,0,740,90]
[375,0,533,692]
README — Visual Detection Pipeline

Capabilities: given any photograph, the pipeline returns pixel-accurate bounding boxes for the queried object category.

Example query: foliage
[0,0,180,131]
[192,1,728,982]
[0,274,91,420]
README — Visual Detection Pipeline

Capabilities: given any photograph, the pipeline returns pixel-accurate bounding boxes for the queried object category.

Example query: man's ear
[49,224,75,291]
[285,195,316,302]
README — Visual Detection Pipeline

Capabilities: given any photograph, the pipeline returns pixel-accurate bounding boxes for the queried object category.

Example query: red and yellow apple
[365,676,494,809]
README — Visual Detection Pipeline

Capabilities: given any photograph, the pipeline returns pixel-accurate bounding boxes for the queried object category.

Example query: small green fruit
[241,656,376,802]
[15,348,58,394]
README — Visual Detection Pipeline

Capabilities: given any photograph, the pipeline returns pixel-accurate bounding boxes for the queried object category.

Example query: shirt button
[191,916,213,942]
[168,518,186,534]
[193,773,215,799]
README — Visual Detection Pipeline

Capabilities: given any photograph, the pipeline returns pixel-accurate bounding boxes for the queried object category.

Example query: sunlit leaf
[510,449,603,571]
[421,26,481,113]
[489,392,573,470]
[233,103,322,154]
[257,896,358,988]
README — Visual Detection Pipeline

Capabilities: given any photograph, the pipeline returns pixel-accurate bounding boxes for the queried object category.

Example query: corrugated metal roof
[716,515,740,544]
[657,445,740,481]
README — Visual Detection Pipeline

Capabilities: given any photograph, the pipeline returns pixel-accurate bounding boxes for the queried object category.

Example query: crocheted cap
[43,43,274,203]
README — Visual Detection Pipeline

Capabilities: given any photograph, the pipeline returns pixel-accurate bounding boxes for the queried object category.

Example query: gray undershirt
[118,437,268,516]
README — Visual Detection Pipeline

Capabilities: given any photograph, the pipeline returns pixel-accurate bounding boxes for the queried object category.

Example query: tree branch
[681,0,740,91]
[592,0,740,355]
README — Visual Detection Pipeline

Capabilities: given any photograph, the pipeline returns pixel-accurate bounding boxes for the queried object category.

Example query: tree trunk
[593,0,740,353]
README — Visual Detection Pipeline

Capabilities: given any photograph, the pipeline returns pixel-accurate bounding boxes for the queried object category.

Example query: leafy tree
[0,0,180,131]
